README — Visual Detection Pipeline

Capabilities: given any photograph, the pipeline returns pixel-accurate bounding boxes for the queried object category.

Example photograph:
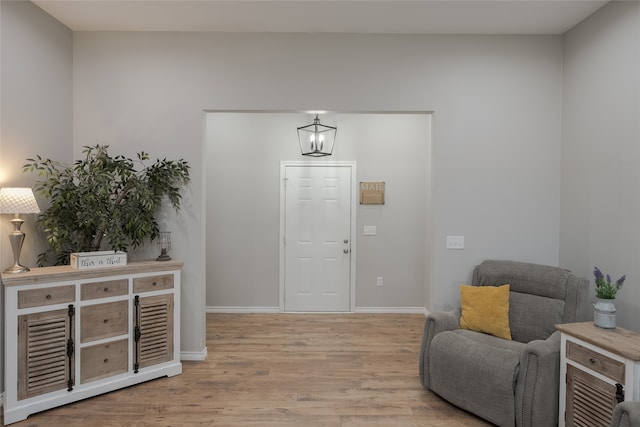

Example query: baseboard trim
[0,392,3,408]
[180,347,208,361]
[206,306,429,316]
[206,306,280,313]
[355,307,429,315]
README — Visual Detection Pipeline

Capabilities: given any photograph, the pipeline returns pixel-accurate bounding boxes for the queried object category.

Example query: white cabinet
[2,260,183,424]
[557,322,640,427]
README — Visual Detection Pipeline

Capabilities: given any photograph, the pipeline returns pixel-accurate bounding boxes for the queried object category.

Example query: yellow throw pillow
[459,284,512,340]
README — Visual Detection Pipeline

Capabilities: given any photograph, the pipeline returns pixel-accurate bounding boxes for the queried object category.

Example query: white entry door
[282,163,354,312]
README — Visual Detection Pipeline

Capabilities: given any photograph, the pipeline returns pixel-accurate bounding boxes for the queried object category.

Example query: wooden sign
[360,182,385,205]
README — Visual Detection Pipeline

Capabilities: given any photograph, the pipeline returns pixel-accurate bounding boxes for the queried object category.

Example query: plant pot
[593,298,616,329]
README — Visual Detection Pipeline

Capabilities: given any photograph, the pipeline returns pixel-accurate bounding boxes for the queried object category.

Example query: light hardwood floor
[3,313,491,426]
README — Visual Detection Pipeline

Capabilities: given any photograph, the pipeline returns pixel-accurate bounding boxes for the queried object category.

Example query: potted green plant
[592,266,627,329]
[24,145,190,266]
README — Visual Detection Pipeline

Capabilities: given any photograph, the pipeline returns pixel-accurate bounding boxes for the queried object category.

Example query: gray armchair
[419,260,589,427]
[611,401,640,427]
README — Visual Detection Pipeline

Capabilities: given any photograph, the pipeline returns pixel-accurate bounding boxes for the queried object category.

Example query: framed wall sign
[360,182,385,205]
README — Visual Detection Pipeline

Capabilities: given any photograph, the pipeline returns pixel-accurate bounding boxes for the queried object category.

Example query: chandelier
[297,114,337,157]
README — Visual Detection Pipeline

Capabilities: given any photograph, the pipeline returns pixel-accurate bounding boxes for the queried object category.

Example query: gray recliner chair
[611,401,640,427]
[419,259,589,427]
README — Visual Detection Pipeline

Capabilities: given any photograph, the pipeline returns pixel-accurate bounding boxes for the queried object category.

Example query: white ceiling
[31,0,611,35]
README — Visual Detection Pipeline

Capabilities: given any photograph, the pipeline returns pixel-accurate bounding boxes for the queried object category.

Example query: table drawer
[133,274,173,293]
[567,340,625,383]
[18,285,75,309]
[80,301,128,343]
[80,339,128,384]
[81,279,128,300]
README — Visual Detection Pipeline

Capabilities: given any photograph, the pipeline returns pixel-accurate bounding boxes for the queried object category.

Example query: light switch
[446,235,464,249]
[364,226,377,236]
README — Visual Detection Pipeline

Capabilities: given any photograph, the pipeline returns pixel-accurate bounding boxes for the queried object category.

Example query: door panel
[18,308,74,400]
[134,294,174,371]
[284,165,352,312]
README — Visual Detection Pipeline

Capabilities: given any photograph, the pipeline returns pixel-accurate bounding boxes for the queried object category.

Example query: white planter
[593,298,616,329]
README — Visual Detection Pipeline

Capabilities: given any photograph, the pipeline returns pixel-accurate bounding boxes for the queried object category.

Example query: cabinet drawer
[81,279,128,300]
[567,340,625,383]
[18,285,75,309]
[80,301,128,343]
[133,274,173,293]
[80,339,128,384]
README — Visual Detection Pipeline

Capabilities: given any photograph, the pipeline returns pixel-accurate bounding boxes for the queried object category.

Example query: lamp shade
[297,114,337,157]
[0,188,41,215]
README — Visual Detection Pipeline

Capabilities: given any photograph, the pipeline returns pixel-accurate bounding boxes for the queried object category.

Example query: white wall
[0,0,72,267]
[0,0,72,395]
[561,1,640,331]
[73,31,564,336]
[206,112,430,310]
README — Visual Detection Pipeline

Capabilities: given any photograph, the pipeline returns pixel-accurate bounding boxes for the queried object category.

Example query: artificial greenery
[24,145,190,266]
[593,266,627,299]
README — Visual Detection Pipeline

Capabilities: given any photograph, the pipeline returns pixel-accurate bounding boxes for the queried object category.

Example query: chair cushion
[429,329,520,427]
[509,291,565,343]
[454,328,526,353]
[459,284,512,340]
[473,259,570,300]
[471,260,576,343]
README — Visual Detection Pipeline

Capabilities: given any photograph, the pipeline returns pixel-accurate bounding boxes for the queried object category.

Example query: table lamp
[0,187,41,273]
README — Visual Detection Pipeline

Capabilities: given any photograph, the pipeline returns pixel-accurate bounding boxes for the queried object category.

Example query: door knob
[344,239,349,244]
[343,249,349,254]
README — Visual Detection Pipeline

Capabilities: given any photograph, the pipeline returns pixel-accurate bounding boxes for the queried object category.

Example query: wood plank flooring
[3,313,491,426]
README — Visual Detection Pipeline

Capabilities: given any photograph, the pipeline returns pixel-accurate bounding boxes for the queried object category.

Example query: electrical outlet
[364,226,377,236]
[377,277,383,287]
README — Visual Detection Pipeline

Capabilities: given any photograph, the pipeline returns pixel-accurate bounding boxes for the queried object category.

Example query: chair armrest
[418,309,460,389]
[611,401,640,427]
[515,331,561,427]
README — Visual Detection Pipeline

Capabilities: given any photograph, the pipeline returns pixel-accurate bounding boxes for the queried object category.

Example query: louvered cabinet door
[18,308,74,400]
[134,294,174,370]
[566,364,618,427]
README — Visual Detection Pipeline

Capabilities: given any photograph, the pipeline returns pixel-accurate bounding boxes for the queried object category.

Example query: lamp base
[4,217,30,274]
[156,248,171,261]
[3,263,30,274]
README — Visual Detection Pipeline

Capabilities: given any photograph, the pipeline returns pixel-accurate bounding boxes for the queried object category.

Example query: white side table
[557,322,640,427]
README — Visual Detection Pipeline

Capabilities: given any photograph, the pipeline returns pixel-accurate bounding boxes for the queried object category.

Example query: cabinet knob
[103,319,109,324]
[46,294,52,300]
[152,282,157,286]
[104,287,110,292]
[103,358,109,364]
[589,358,596,364]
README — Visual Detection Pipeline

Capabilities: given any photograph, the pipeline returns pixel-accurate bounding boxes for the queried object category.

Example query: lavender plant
[593,266,626,299]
